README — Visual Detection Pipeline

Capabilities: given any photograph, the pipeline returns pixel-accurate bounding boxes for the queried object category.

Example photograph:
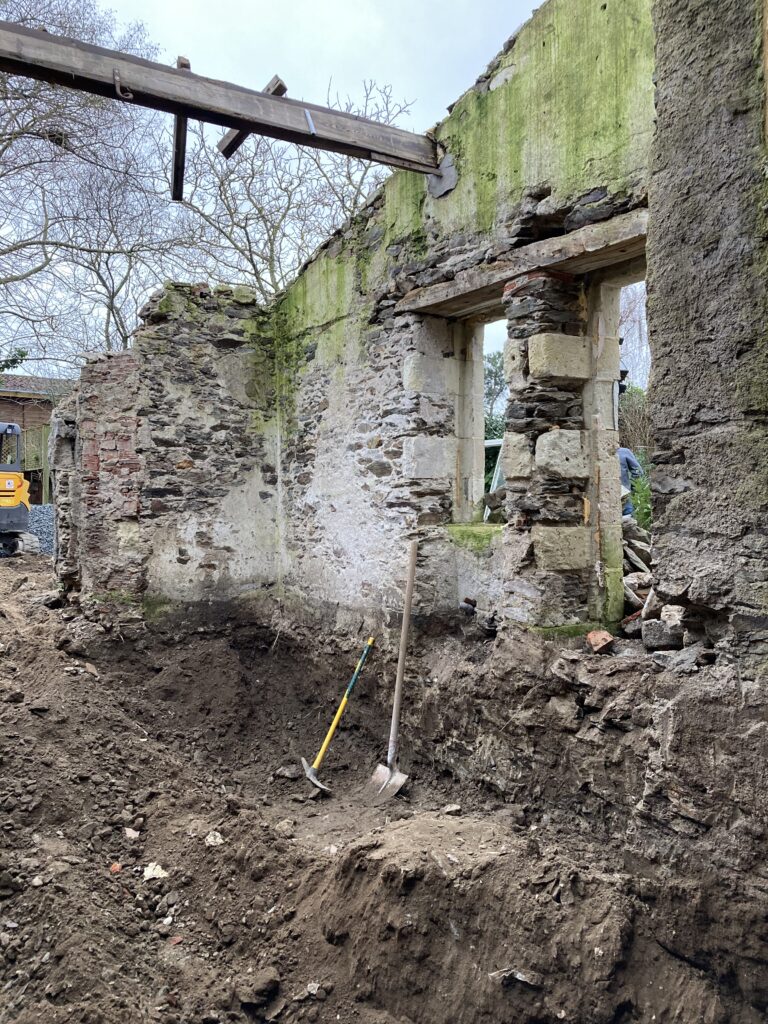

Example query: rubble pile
[620,516,653,638]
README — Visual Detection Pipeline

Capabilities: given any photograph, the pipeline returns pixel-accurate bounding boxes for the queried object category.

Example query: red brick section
[76,353,146,596]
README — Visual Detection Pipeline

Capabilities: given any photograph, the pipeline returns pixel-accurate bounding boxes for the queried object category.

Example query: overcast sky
[110,0,539,132]
[106,1,539,356]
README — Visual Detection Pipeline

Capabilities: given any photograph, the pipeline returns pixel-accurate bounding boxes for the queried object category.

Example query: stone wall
[52,0,655,632]
[647,0,768,667]
[52,284,280,607]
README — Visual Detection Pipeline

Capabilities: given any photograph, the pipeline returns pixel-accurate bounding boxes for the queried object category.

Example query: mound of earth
[0,558,765,1023]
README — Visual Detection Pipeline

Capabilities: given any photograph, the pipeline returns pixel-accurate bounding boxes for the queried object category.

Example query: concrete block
[528,333,591,383]
[501,432,533,479]
[532,524,591,570]
[401,435,457,479]
[535,430,589,479]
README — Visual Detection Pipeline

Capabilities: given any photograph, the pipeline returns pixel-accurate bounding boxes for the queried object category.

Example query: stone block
[603,568,626,622]
[503,336,526,386]
[641,588,663,620]
[596,455,623,520]
[401,435,457,479]
[601,524,625,570]
[501,432,533,479]
[528,333,591,383]
[593,335,621,381]
[584,379,619,430]
[402,354,459,396]
[642,617,684,651]
[532,524,591,570]
[535,430,589,479]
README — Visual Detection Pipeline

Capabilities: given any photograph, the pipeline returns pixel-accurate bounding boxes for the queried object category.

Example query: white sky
[110,0,539,132]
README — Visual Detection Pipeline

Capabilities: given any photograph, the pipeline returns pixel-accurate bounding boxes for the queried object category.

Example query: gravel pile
[28,503,55,555]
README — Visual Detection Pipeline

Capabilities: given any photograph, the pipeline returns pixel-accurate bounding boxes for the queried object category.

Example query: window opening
[618,281,652,531]
[0,426,20,468]
[482,320,508,522]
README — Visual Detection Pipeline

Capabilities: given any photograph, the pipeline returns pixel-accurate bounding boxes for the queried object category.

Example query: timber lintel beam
[394,210,650,319]
[0,21,439,174]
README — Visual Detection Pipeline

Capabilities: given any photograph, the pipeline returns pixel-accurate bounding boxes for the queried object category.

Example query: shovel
[301,636,375,793]
[367,539,417,803]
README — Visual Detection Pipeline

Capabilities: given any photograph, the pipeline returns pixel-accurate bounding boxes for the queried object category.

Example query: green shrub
[631,471,653,531]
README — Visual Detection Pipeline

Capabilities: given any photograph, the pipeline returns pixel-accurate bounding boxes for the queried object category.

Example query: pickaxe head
[301,757,331,793]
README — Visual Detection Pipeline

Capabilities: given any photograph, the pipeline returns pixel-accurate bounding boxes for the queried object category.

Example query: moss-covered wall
[263,0,655,628]
[53,0,656,632]
[278,0,654,333]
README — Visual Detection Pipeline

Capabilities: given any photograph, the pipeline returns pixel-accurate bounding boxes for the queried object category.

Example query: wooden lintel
[0,21,438,173]
[218,75,287,159]
[394,210,649,319]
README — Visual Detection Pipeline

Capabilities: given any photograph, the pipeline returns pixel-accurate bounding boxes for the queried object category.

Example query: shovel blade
[365,762,409,804]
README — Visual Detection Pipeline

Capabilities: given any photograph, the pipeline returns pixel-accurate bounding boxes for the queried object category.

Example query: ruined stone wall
[51,284,280,607]
[53,0,655,630]
[265,0,654,628]
[647,0,768,666]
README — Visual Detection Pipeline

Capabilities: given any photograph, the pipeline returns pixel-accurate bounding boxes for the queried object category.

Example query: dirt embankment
[1,558,766,1024]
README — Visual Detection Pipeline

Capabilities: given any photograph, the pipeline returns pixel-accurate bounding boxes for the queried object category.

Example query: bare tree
[0,0,186,373]
[0,0,413,374]
[179,83,413,301]
[619,281,650,389]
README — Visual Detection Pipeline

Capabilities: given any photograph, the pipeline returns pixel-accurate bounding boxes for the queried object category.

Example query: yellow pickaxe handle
[312,637,375,771]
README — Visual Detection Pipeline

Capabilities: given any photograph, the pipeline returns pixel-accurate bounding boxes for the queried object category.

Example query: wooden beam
[218,75,287,159]
[394,211,649,318]
[171,55,190,202]
[0,21,438,173]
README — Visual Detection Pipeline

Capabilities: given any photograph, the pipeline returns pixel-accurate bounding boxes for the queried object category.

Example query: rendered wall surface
[647,0,768,664]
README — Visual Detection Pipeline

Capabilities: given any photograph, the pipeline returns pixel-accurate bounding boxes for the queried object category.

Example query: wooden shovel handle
[387,539,417,769]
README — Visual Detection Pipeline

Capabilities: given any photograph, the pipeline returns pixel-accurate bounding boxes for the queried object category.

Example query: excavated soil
[1,558,767,1024]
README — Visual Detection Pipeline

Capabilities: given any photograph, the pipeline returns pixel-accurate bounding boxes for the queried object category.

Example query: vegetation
[0,0,410,377]
[630,466,653,532]
[619,384,653,460]
[618,386,654,529]
[483,350,507,489]
[0,348,27,373]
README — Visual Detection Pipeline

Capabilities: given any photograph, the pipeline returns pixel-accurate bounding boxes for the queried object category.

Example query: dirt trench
[1,557,766,1024]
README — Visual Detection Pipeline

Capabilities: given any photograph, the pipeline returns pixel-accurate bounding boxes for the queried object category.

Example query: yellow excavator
[0,423,39,555]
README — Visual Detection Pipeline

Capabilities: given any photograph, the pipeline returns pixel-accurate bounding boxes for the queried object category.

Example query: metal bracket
[428,152,458,199]
[113,68,133,101]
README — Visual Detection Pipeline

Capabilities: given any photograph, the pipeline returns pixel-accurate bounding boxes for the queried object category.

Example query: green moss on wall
[435,0,654,234]
[602,567,626,624]
[446,523,503,554]
[381,171,427,250]
[529,621,606,639]
[276,0,654,351]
